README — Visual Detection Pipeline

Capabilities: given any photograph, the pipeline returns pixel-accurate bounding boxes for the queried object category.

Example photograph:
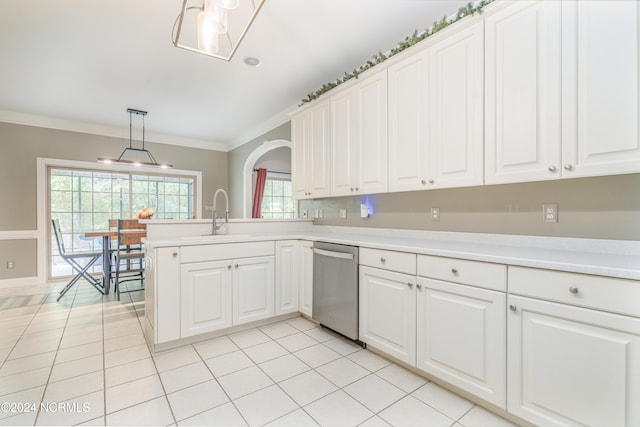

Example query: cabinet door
[356,69,388,195]
[429,21,484,189]
[485,1,562,184]
[275,241,299,316]
[562,1,640,178]
[291,112,309,199]
[388,51,430,192]
[359,266,416,365]
[330,88,357,197]
[508,295,640,426]
[417,278,506,408]
[308,101,331,198]
[299,241,314,317]
[233,256,275,326]
[154,247,181,343]
[180,260,232,337]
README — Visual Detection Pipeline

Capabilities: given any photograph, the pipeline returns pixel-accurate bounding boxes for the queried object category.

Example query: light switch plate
[360,204,369,219]
[339,209,347,219]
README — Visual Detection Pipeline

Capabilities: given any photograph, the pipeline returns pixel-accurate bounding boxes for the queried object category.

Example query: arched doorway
[242,139,292,218]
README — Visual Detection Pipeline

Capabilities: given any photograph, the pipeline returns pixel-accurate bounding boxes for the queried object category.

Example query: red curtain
[252,168,267,218]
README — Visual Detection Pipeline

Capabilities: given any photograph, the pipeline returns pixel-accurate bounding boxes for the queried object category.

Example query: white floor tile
[0,351,56,377]
[36,389,104,426]
[378,395,453,427]
[103,332,146,353]
[412,382,474,420]
[49,354,104,383]
[294,343,341,368]
[344,374,406,413]
[376,364,428,393]
[315,357,369,388]
[323,337,362,356]
[193,336,239,360]
[104,357,157,388]
[287,317,317,331]
[217,365,274,399]
[153,345,201,372]
[228,329,272,349]
[104,343,150,369]
[304,326,339,343]
[304,390,373,427]
[260,322,300,339]
[458,405,518,427]
[0,412,37,426]
[242,340,288,364]
[159,361,213,394]
[178,401,247,426]
[0,385,45,421]
[205,350,254,377]
[276,332,317,352]
[8,336,61,359]
[106,396,174,426]
[260,354,310,383]
[278,370,338,406]
[233,385,298,426]
[358,415,392,427]
[167,380,229,422]
[55,341,103,364]
[44,370,104,403]
[348,349,392,372]
[0,367,51,397]
[267,408,320,427]
[105,374,164,414]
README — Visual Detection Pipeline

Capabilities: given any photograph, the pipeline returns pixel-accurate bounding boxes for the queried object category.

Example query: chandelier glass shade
[173,0,265,61]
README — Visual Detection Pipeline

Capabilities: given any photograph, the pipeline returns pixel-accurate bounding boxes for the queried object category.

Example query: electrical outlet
[430,207,440,222]
[318,209,324,218]
[543,204,559,223]
[339,209,348,219]
[6,260,14,269]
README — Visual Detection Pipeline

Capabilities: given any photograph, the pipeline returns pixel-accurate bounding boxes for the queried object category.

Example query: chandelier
[98,109,173,169]
[172,0,265,61]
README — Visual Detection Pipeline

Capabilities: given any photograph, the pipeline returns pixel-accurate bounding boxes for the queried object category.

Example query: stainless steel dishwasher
[312,242,360,341]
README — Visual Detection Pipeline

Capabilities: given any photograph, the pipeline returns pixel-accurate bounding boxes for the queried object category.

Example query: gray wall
[300,173,640,240]
[227,122,291,216]
[0,122,227,280]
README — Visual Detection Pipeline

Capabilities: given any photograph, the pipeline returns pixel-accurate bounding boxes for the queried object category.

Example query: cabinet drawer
[181,241,275,264]
[509,267,640,317]
[417,255,506,292]
[360,247,416,275]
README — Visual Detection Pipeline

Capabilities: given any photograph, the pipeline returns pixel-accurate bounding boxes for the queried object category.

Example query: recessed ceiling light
[243,56,261,67]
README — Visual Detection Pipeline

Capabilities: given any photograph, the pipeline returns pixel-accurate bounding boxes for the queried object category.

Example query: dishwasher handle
[313,247,355,260]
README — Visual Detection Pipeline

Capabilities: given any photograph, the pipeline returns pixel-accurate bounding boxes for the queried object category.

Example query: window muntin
[260,173,296,219]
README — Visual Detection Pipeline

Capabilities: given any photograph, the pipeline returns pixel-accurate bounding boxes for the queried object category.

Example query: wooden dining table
[83,230,146,295]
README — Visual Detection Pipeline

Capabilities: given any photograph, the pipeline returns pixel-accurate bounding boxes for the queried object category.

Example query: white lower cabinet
[299,240,314,317]
[275,241,299,316]
[359,265,417,365]
[507,267,640,427]
[416,278,506,408]
[233,256,275,326]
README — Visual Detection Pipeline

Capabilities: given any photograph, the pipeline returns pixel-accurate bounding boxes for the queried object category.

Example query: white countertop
[143,223,640,281]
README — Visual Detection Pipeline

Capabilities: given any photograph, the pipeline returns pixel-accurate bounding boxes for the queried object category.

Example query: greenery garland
[299,0,494,106]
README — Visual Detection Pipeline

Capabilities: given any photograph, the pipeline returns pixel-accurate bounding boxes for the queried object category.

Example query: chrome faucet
[212,188,229,235]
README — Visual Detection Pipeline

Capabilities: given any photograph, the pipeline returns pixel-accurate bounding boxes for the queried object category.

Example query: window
[260,173,296,219]
[49,167,196,278]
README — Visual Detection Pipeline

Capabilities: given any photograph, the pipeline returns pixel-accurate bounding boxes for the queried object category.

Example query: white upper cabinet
[429,21,484,189]
[291,100,331,199]
[388,51,430,192]
[561,0,640,177]
[331,69,388,196]
[485,1,562,184]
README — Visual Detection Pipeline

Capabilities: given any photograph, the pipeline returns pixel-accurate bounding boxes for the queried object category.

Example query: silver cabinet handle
[416,283,422,290]
[172,252,178,257]
[421,179,427,185]
[350,187,354,192]
[451,268,458,275]
[564,164,573,171]
[548,165,557,172]
[227,265,232,269]
[509,304,517,312]
[380,257,386,263]
[355,187,359,191]
[407,282,413,288]
[569,286,579,294]
[429,179,435,184]
[235,264,239,269]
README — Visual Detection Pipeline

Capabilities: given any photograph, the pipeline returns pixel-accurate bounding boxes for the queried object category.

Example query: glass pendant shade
[197,11,220,54]
[217,0,239,10]
[204,0,228,33]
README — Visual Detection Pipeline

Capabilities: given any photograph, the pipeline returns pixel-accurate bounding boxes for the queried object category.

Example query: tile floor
[0,280,518,426]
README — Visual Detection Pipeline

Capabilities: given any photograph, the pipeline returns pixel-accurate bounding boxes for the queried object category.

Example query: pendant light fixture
[98,109,173,169]
[172,0,265,61]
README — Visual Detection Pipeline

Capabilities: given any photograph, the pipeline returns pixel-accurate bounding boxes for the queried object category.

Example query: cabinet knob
[421,179,427,185]
[429,179,435,184]
[569,286,579,294]
[407,282,413,288]
[416,283,422,290]
[350,187,354,192]
[548,165,557,172]
[235,264,239,269]
[355,187,359,191]
[380,257,386,263]
[564,164,573,171]
[172,252,178,257]
[227,265,232,269]
[509,304,517,312]
[451,268,458,275]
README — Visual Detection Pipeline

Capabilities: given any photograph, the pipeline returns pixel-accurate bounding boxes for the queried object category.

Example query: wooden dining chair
[112,219,147,301]
[51,219,105,301]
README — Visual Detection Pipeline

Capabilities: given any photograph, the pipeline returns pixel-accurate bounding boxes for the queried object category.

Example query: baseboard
[0,276,42,289]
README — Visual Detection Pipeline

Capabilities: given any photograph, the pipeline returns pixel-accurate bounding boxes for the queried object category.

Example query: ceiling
[0,0,470,152]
